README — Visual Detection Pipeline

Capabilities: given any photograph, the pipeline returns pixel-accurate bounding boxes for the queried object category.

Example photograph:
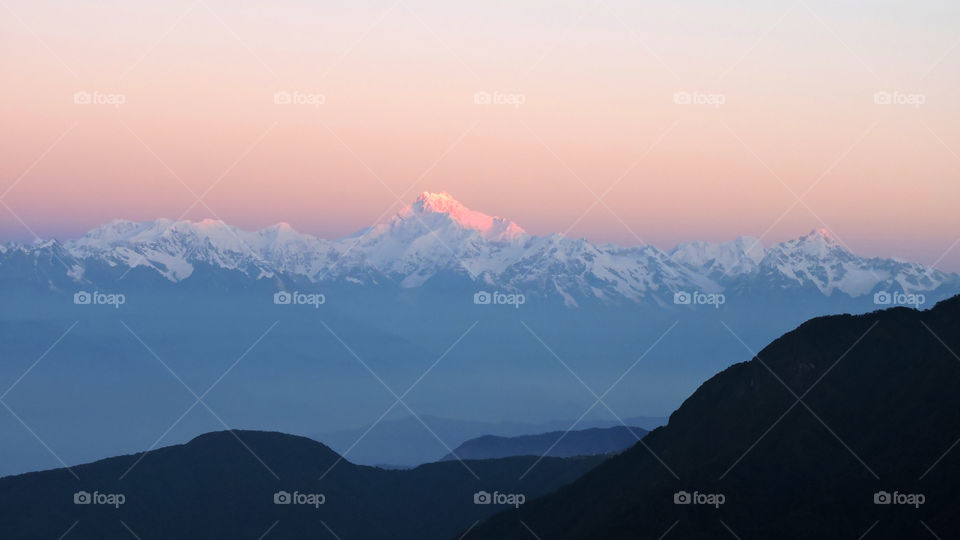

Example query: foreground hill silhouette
[0,431,603,539]
[468,297,960,539]
[440,426,648,461]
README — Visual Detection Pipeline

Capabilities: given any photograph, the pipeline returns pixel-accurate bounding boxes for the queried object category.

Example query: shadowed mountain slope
[468,297,960,539]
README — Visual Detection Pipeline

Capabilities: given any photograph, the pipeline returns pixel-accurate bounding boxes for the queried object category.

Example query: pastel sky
[1,0,958,269]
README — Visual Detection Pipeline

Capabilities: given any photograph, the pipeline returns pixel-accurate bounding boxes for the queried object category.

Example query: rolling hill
[0,430,604,539]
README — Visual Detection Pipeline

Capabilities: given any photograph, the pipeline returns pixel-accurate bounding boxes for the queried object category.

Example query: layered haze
[1,192,957,476]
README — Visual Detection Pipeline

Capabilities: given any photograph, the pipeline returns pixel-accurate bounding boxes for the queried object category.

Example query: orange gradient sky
[1,0,958,269]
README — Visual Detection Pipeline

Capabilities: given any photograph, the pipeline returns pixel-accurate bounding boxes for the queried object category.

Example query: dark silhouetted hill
[0,430,603,539]
[468,297,960,539]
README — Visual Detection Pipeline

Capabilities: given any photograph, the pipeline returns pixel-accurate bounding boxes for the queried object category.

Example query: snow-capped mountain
[743,229,955,297]
[2,192,957,305]
[670,236,766,279]
[67,218,336,281]
[332,192,532,287]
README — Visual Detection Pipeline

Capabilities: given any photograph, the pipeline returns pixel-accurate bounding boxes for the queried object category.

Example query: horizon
[2,0,958,271]
[2,189,956,271]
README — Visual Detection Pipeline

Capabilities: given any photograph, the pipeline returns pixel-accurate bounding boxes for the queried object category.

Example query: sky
[1,0,958,269]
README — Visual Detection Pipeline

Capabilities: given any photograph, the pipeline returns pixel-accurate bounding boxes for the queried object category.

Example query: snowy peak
[779,228,846,257]
[73,218,321,250]
[671,236,766,278]
[398,192,527,242]
[63,218,336,282]
[809,227,836,240]
[257,222,311,244]
[74,218,160,245]
[670,230,955,298]
[266,222,296,232]
[75,218,239,247]
[411,191,467,215]
[757,230,883,296]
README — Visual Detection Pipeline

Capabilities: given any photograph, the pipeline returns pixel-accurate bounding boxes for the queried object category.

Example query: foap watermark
[273,490,325,508]
[474,290,525,309]
[874,490,925,508]
[673,490,725,508]
[74,490,125,508]
[274,291,325,308]
[474,91,526,108]
[74,290,126,309]
[674,290,725,309]
[873,91,925,109]
[274,90,325,108]
[473,490,525,508]
[873,291,925,308]
[673,90,725,108]
[73,91,126,108]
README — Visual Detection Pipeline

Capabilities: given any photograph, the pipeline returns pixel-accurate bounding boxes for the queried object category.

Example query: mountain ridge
[3,192,955,306]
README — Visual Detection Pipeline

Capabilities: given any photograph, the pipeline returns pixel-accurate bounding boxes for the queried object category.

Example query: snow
[67,264,84,281]
[670,236,765,277]
[31,193,957,304]
[403,192,527,242]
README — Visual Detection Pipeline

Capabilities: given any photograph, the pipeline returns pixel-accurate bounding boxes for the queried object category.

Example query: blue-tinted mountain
[440,425,648,461]
[318,415,665,466]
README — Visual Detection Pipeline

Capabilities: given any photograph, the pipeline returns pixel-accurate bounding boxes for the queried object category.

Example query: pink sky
[1,0,958,269]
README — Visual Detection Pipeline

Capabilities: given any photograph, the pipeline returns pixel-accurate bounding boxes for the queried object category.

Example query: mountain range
[2,191,956,306]
[2,192,956,480]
